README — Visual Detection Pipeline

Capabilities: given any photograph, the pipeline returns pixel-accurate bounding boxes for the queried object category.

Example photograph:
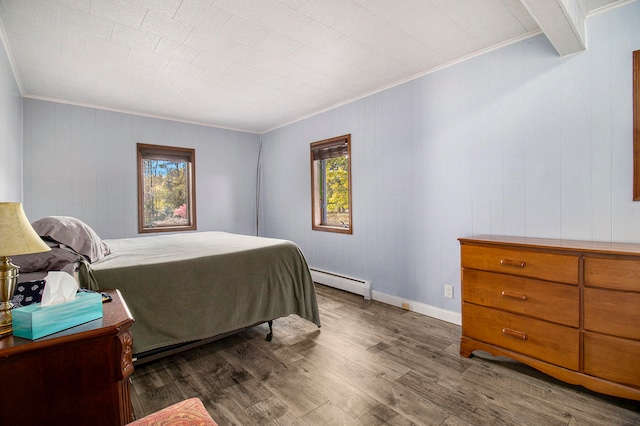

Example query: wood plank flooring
[130,284,640,425]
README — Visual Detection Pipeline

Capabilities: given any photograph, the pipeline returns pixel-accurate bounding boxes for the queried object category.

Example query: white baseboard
[371,291,462,326]
[311,270,461,326]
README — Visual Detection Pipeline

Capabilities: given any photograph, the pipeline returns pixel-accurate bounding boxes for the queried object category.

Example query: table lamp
[0,202,50,334]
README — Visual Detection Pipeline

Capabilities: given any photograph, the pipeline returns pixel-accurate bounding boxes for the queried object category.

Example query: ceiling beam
[520,0,587,56]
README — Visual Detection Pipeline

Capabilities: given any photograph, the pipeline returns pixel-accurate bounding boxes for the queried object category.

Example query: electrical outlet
[444,284,454,299]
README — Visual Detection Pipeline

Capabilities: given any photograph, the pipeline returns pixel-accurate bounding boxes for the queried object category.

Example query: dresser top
[459,235,640,256]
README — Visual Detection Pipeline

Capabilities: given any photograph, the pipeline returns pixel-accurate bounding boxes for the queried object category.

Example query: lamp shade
[0,203,50,256]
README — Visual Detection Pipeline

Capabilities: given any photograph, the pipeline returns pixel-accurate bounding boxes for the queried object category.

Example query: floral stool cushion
[130,398,218,425]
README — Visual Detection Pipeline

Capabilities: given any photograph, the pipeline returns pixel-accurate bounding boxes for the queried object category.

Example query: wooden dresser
[459,235,640,401]
[0,289,135,425]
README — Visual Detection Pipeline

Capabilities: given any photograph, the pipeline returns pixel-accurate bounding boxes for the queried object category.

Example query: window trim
[137,143,197,233]
[310,134,352,234]
[634,50,640,200]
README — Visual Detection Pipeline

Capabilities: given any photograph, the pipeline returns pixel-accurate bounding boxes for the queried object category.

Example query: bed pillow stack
[12,216,111,274]
[30,216,111,262]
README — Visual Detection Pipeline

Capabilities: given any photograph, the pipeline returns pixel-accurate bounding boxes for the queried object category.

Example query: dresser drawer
[461,245,578,284]
[584,288,640,340]
[462,303,579,370]
[584,332,640,388]
[462,269,579,327]
[585,257,640,291]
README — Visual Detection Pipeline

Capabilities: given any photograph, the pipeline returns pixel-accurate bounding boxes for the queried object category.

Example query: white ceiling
[0,0,634,133]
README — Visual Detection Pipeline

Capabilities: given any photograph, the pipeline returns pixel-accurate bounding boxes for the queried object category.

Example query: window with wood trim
[310,134,352,234]
[137,143,196,233]
[634,50,640,200]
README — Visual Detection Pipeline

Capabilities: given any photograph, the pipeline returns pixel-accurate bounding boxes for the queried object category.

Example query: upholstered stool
[130,397,218,425]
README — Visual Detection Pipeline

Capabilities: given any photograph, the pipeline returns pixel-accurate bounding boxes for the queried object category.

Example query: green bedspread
[85,231,320,355]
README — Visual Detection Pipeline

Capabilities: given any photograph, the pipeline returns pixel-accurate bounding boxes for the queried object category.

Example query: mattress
[84,231,321,355]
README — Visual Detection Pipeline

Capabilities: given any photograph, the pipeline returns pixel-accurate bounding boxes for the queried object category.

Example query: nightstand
[0,289,135,425]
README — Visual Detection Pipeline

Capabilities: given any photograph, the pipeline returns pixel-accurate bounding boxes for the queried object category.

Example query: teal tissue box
[12,291,103,340]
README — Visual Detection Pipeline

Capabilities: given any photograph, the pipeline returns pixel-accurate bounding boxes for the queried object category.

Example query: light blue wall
[0,35,23,202]
[260,2,640,313]
[23,99,261,239]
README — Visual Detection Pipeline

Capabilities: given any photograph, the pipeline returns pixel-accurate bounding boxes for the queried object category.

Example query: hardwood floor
[130,284,640,425]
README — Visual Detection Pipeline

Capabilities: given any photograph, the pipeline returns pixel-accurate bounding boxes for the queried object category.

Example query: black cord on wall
[255,136,263,236]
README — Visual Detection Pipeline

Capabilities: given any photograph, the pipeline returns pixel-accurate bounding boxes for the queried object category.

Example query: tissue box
[12,291,103,340]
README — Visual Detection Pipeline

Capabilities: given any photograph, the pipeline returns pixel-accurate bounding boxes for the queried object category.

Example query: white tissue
[41,271,78,306]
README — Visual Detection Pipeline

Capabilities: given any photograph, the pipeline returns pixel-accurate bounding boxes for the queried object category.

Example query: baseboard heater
[309,268,371,299]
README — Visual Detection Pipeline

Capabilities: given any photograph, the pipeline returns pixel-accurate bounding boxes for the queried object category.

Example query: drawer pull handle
[501,291,528,301]
[502,328,528,341]
[500,259,526,268]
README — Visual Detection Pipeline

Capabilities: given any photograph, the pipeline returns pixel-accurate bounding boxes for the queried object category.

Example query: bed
[13,217,321,361]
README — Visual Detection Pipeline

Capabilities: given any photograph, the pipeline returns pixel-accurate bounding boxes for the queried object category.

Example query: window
[310,134,352,234]
[634,50,640,200]
[137,143,196,233]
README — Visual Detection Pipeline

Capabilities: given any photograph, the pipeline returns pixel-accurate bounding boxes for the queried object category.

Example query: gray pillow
[12,246,81,273]
[31,216,111,262]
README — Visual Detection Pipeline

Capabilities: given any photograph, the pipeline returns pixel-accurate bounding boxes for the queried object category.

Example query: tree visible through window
[311,134,352,234]
[137,143,196,233]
